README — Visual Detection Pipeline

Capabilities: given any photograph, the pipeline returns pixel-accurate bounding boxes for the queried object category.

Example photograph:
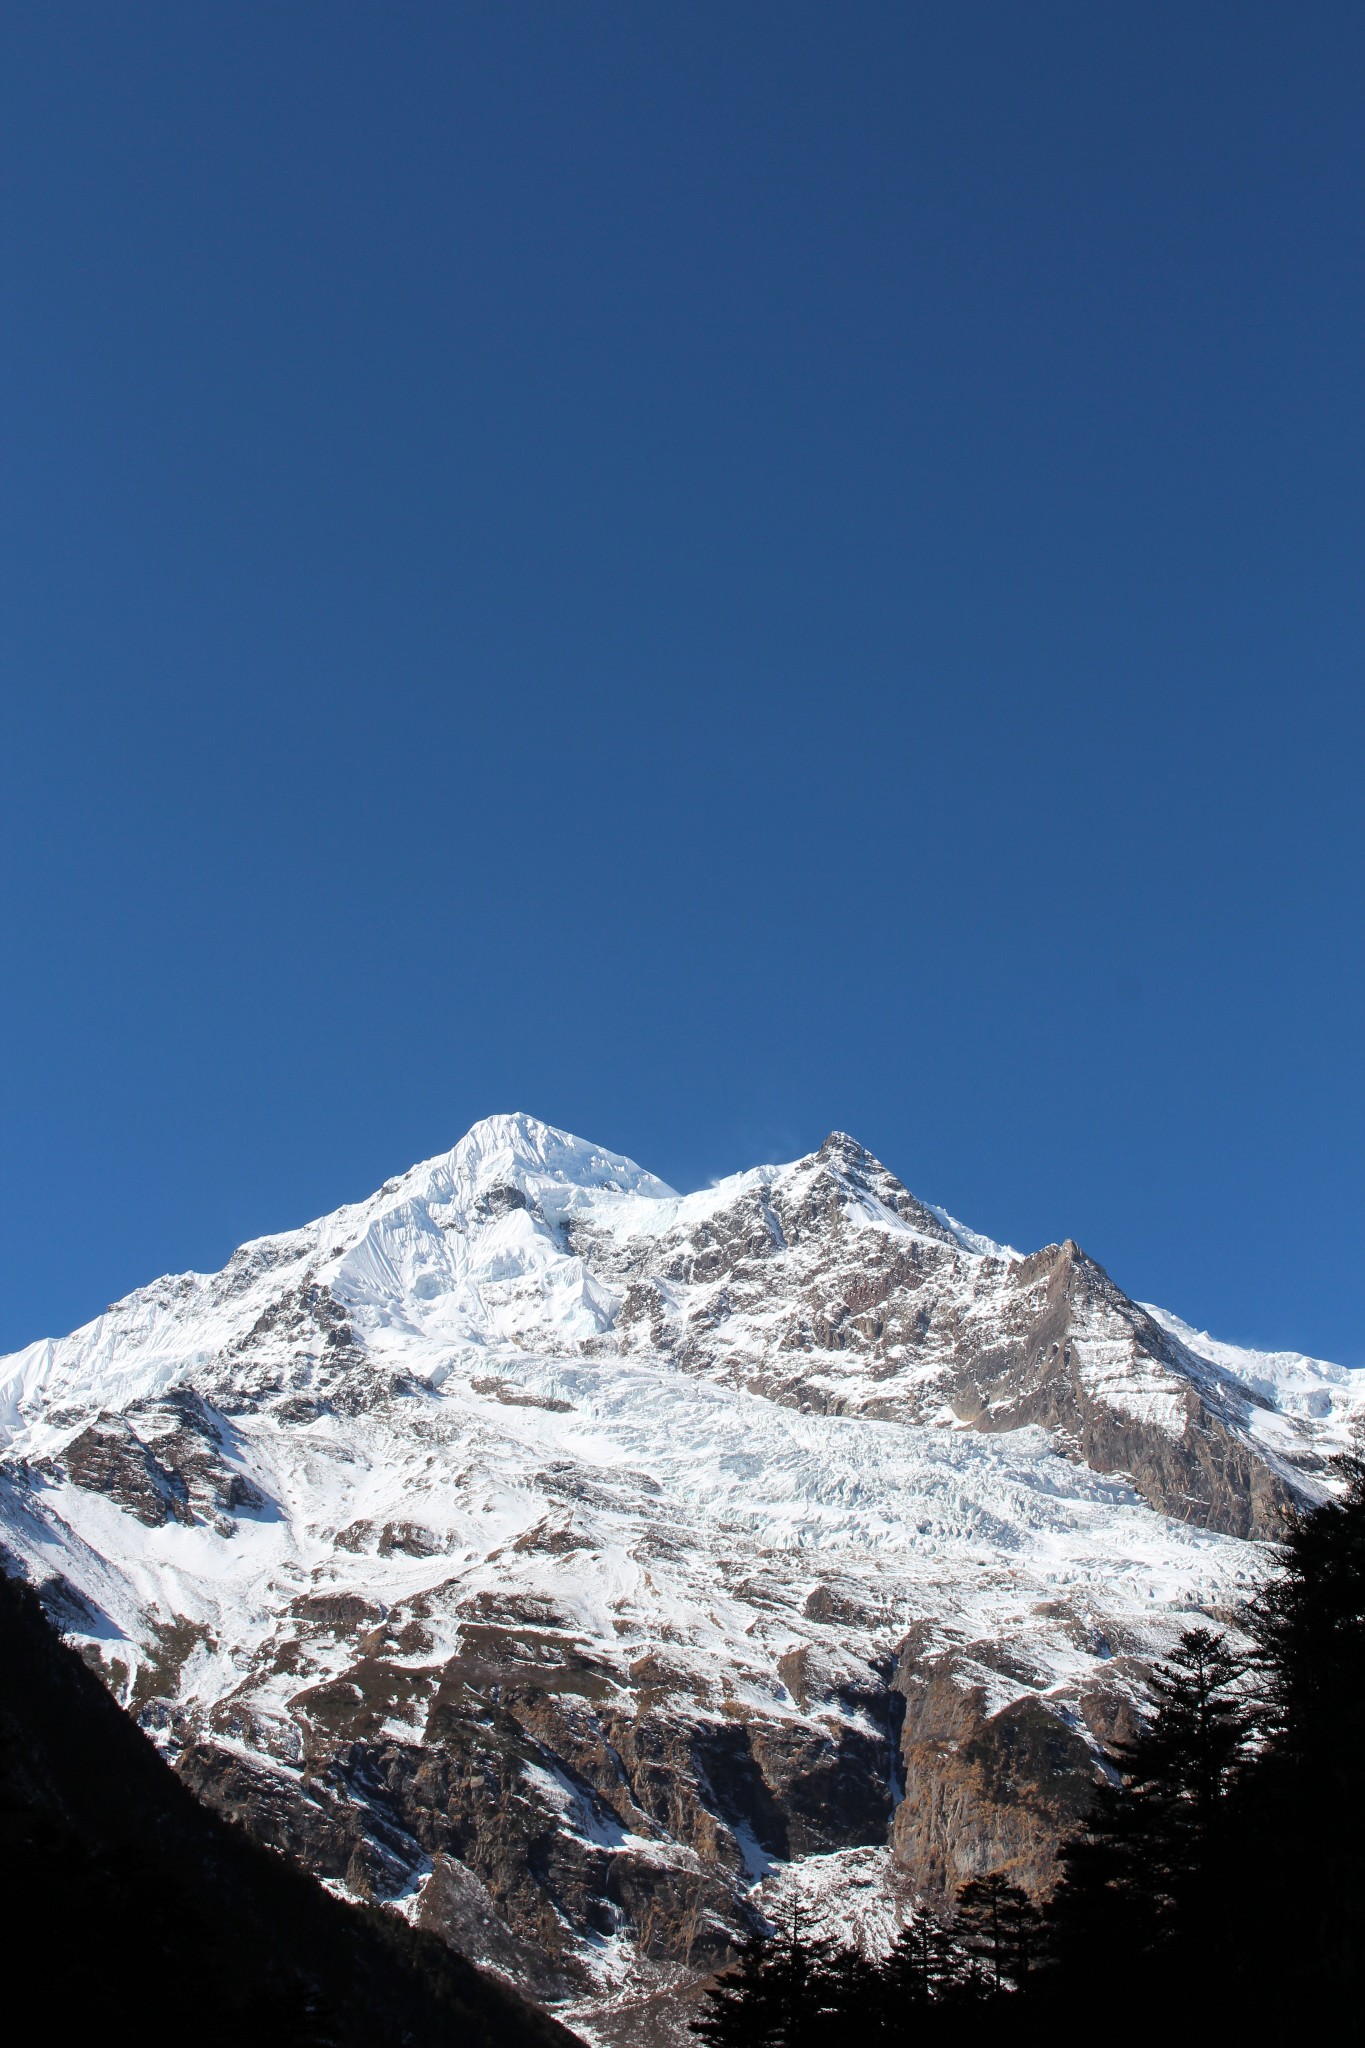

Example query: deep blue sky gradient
[2,3,1362,1361]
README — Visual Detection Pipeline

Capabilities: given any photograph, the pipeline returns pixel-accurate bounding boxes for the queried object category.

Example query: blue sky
[2,3,1361,1363]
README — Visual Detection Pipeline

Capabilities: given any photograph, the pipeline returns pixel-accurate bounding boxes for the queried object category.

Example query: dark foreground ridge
[0,1568,580,2048]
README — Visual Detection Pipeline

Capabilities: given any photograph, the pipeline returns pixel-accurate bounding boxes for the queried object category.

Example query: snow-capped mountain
[1,1115,1358,2044]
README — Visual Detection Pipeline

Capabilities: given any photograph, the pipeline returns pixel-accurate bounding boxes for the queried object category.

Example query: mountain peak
[448,1110,584,1177]
[814,1129,878,1169]
[810,1129,963,1247]
[416,1113,678,1212]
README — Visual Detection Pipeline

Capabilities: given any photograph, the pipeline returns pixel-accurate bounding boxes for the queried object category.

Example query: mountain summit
[1,1116,1358,2044]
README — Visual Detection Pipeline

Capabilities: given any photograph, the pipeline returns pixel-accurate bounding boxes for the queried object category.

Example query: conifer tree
[873,1910,962,2022]
[952,1872,1040,1993]
[691,1907,838,2047]
[1036,1769,1151,1987]
[874,1921,932,2022]
[1116,1626,1250,1940]
[1037,1625,1250,1994]
[1234,1445,1365,2004]
[691,1933,787,2047]
[806,1938,878,2040]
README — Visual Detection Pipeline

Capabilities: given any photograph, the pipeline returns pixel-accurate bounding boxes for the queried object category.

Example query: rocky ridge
[0,1114,1358,2044]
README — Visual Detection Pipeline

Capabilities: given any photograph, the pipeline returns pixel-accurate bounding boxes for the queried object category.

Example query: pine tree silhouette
[870,1909,964,2030]
[806,1938,876,2037]
[874,1920,933,2023]
[1037,1625,1250,1998]
[1232,1444,1365,2008]
[691,1901,839,2047]
[691,1932,787,2046]
[953,1872,1040,1993]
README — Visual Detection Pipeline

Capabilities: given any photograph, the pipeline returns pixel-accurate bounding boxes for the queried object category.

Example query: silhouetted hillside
[0,1568,579,2048]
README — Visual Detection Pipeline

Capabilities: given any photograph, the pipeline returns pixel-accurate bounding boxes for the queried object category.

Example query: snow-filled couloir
[1,1114,1359,2046]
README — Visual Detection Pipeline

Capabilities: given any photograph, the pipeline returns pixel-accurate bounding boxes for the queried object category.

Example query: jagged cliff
[1,1115,1357,2041]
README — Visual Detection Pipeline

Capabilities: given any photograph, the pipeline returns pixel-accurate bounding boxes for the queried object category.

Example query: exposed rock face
[60,1414,192,1525]
[1,1113,1358,2042]
[944,1241,1303,1540]
[41,1390,268,1533]
[890,1639,1100,1898]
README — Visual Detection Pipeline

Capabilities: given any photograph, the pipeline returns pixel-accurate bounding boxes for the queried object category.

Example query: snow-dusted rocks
[1,1114,1358,2046]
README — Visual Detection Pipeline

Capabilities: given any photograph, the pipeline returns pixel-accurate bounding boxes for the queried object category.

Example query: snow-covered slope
[1,1115,1358,2045]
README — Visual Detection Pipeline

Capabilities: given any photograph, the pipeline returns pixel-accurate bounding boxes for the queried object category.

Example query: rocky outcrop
[60,1414,193,1525]
[943,1241,1302,1538]
[50,1395,267,1533]
[890,1638,1102,1899]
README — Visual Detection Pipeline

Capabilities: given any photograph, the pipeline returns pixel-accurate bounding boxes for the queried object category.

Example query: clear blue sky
[2,3,1361,1364]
